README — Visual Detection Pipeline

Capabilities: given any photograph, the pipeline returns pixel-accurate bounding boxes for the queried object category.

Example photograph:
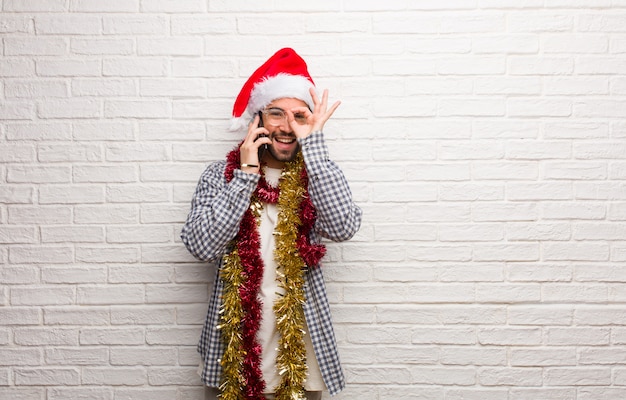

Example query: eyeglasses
[261,107,307,126]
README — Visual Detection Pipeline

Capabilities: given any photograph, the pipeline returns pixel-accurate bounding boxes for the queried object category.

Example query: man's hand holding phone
[239,114,270,174]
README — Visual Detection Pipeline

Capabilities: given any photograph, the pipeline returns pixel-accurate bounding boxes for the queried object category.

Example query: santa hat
[230,48,315,131]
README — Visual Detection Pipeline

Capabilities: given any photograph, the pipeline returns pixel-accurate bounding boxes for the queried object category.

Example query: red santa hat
[230,48,316,131]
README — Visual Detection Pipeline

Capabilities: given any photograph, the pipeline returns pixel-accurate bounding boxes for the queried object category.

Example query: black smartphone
[257,111,268,161]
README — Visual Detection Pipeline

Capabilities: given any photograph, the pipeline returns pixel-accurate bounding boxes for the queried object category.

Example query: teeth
[275,137,294,144]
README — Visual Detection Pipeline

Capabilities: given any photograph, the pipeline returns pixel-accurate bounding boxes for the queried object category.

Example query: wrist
[240,164,260,174]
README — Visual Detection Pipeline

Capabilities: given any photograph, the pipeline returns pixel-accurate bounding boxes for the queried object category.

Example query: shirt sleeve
[299,130,363,242]
[180,161,260,261]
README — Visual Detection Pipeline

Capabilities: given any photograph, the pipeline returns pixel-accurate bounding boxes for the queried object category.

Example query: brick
[579,347,626,365]
[41,266,107,284]
[6,122,71,141]
[140,205,189,223]
[82,367,146,385]
[0,59,35,77]
[509,56,574,75]
[113,389,177,400]
[145,284,208,304]
[411,367,476,385]
[38,99,100,118]
[8,165,71,183]
[72,78,136,96]
[4,38,67,56]
[103,15,167,35]
[544,242,609,261]
[71,38,134,55]
[0,186,33,204]
[0,266,39,284]
[47,388,113,400]
[140,0,207,12]
[447,389,509,400]
[171,58,236,78]
[544,367,611,386]
[107,225,171,244]
[5,80,69,99]
[9,246,74,265]
[11,286,74,308]
[0,389,44,400]
[412,327,476,345]
[80,327,144,345]
[346,367,412,385]
[479,367,543,386]
[137,38,203,56]
[0,226,38,244]
[473,243,540,262]
[14,328,79,346]
[45,347,108,365]
[0,348,42,366]
[37,60,101,78]
[73,165,137,183]
[103,58,167,77]
[44,307,110,326]
[0,16,32,33]
[106,143,170,162]
[106,184,170,203]
[0,101,36,120]
[110,347,177,366]
[138,121,204,141]
[146,327,199,345]
[35,16,101,35]
[476,283,541,303]
[440,347,507,366]
[0,308,40,325]
[75,246,140,263]
[72,121,134,141]
[74,205,138,224]
[578,388,626,400]
[4,0,66,11]
[14,368,80,386]
[478,327,542,346]
[7,205,69,224]
[70,0,139,12]
[506,222,571,241]
[104,100,170,118]
[77,285,145,305]
[39,185,105,205]
[110,306,175,325]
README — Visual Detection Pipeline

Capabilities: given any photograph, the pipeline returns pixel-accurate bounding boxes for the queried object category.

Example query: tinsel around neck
[218,144,326,399]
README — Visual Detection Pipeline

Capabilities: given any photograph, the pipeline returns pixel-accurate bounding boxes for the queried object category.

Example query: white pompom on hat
[230,48,315,131]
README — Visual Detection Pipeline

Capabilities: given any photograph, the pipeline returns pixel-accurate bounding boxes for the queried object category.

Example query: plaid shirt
[181,131,362,395]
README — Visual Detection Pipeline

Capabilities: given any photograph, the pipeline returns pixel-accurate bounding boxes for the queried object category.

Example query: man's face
[260,97,308,168]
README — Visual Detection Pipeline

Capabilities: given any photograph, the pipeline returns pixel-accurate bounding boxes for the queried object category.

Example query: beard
[265,132,301,163]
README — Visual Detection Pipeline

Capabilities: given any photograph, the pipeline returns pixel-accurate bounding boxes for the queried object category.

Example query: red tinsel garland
[221,144,326,398]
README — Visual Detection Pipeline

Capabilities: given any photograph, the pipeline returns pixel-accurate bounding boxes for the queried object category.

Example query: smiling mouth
[273,136,296,145]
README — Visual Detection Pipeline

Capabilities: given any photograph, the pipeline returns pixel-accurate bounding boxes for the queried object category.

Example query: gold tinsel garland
[218,248,246,399]
[218,153,309,399]
[273,153,308,400]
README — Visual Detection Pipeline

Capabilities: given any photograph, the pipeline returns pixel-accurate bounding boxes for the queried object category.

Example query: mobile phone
[257,111,268,161]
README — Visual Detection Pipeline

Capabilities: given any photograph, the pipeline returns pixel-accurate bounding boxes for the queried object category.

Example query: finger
[309,87,322,108]
[325,100,341,119]
[320,89,329,110]
[245,115,267,142]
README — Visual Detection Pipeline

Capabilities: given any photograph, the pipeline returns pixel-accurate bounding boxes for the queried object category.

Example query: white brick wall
[2,1,626,399]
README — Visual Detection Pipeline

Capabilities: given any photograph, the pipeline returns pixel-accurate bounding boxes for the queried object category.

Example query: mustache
[270,132,296,140]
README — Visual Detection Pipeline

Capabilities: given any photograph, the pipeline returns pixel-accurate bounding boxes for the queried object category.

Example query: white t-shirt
[258,166,325,393]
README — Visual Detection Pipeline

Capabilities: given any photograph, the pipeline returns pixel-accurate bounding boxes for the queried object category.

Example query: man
[181,48,362,400]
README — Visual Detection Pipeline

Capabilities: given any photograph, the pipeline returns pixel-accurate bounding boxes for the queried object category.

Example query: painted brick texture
[2,1,626,399]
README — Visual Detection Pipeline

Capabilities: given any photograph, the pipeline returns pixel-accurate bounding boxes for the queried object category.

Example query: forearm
[300,130,362,241]
[181,164,260,261]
